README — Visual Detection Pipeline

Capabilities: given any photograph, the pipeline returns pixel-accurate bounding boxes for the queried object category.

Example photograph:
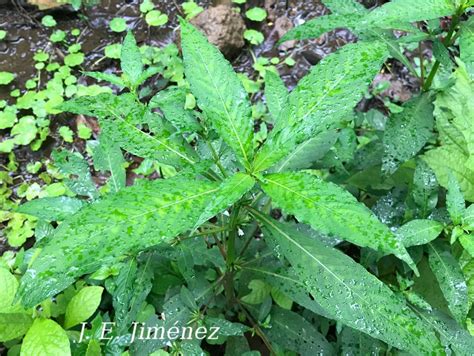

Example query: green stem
[422,9,463,91]
[206,140,228,178]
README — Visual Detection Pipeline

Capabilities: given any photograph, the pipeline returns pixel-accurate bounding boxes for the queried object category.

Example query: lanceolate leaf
[61,94,198,167]
[253,214,443,354]
[193,173,255,229]
[446,173,466,225]
[365,0,457,30]
[428,242,469,324]
[18,177,220,307]
[382,94,434,175]
[279,13,364,43]
[92,136,126,193]
[180,21,254,169]
[260,172,415,269]
[265,306,334,355]
[253,41,388,172]
[396,219,443,247]
[264,70,287,122]
[121,32,143,86]
[149,86,201,133]
[17,196,85,222]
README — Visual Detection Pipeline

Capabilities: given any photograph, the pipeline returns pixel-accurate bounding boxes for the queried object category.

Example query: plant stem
[206,140,228,178]
[418,43,425,88]
[237,300,275,355]
[422,9,463,91]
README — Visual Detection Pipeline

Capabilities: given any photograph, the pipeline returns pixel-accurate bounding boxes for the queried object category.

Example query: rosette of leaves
[13,17,473,355]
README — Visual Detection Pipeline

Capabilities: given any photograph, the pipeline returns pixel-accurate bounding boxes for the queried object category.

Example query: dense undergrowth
[1,0,474,355]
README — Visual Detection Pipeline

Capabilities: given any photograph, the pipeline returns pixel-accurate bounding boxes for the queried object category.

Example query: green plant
[2,0,474,353]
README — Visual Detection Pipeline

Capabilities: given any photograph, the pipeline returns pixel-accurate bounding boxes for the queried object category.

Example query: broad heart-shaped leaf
[428,242,469,324]
[17,177,220,307]
[264,70,287,122]
[0,313,33,342]
[260,172,415,270]
[61,93,198,168]
[20,319,70,356]
[121,31,143,86]
[382,94,434,175]
[193,173,255,229]
[180,21,254,169]
[423,64,474,201]
[253,41,388,172]
[253,214,443,354]
[395,219,443,247]
[364,0,457,30]
[64,286,104,329]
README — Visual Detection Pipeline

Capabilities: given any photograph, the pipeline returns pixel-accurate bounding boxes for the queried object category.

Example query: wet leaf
[265,306,334,355]
[396,219,443,247]
[193,173,255,229]
[264,70,287,122]
[253,41,388,172]
[446,173,466,225]
[382,94,434,175]
[254,214,443,354]
[121,32,143,85]
[17,196,85,222]
[428,242,469,324]
[17,177,220,307]
[181,20,254,169]
[260,172,416,270]
[92,136,126,193]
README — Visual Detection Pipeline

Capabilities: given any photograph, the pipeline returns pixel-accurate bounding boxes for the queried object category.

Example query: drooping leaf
[260,172,415,269]
[150,86,201,133]
[64,286,104,329]
[253,41,388,172]
[446,173,466,225]
[424,63,474,201]
[428,242,469,324]
[264,70,287,121]
[396,219,443,247]
[20,319,71,356]
[412,159,438,217]
[193,173,255,229]
[412,308,474,354]
[121,32,143,86]
[61,93,198,167]
[265,306,334,355]
[180,20,254,169]
[17,177,220,307]
[382,94,434,174]
[253,214,443,354]
[92,136,126,193]
[17,196,84,222]
[107,257,153,333]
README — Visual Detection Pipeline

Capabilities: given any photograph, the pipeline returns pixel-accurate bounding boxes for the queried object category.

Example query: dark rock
[191,5,246,59]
